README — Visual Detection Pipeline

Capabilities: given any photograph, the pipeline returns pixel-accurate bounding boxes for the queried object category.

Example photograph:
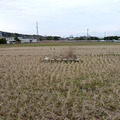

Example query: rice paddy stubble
[0,46,120,119]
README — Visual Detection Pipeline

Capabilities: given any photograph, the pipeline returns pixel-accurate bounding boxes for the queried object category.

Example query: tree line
[74,36,100,40]
[1,35,120,44]
[104,36,120,40]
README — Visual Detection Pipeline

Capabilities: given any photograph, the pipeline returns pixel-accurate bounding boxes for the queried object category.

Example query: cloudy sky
[0,0,120,37]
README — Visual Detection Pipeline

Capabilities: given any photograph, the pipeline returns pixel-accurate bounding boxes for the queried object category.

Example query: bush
[65,47,77,59]
[0,38,7,44]
[14,37,21,43]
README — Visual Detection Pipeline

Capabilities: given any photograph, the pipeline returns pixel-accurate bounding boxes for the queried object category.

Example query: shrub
[0,38,7,44]
[14,37,21,43]
[65,47,77,59]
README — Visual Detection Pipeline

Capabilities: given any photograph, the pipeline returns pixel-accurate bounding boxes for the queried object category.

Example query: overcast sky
[0,0,120,37]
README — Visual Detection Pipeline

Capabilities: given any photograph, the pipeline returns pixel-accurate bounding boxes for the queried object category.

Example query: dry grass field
[0,45,120,120]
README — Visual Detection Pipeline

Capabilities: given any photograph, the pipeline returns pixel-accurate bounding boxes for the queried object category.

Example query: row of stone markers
[44,57,80,62]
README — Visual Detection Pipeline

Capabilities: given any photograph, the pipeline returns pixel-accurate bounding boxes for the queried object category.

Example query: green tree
[0,38,7,44]
[104,36,119,40]
[14,37,21,43]
[39,37,43,41]
[88,37,100,40]
[46,36,53,40]
[53,36,60,40]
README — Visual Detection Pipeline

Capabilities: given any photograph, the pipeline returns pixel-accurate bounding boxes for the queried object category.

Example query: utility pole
[36,22,39,42]
[87,28,89,38]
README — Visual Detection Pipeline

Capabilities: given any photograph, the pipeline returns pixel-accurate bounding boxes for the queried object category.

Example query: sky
[0,0,120,37]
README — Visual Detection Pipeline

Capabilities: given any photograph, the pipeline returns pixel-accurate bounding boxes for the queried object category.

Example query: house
[99,40,105,42]
[18,37,37,43]
[6,37,16,44]
[68,35,74,40]
[0,32,3,39]
[5,37,38,44]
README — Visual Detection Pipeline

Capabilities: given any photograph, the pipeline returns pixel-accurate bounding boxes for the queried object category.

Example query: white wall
[18,37,37,43]
[6,37,15,44]
[5,37,38,44]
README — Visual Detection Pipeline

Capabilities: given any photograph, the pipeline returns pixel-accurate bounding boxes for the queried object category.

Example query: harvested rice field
[0,45,120,120]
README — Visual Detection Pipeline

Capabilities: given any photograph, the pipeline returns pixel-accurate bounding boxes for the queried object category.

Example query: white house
[18,37,37,43]
[5,36,38,44]
[69,35,74,40]
[6,37,16,44]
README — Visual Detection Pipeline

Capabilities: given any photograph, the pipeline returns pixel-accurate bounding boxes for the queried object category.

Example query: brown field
[0,45,120,120]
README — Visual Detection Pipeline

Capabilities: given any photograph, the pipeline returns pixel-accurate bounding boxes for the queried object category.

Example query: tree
[39,37,43,41]
[14,36,21,43]
[104,36,119,40]
[53,36,60,40]
[46,36,53,40]
[0,38,7,44]
[88,36,100,40]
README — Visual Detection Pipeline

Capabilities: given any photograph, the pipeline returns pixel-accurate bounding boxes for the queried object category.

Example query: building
[68,35,74,40]
[18,37,37,43]
[6,37,16,44]
[0,32,3,39]
[5,37,38,44]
